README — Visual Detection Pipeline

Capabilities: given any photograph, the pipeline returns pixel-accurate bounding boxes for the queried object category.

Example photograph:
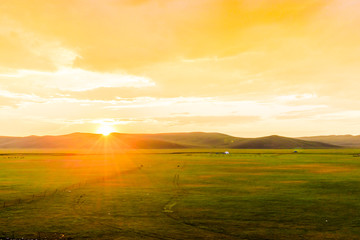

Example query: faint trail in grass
[161,160,241,239]
[72,189,179,239]
[69,161,181,240]
[73,199,178,240]
[0,165,142,212]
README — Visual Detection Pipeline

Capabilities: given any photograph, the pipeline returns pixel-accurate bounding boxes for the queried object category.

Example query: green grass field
[1,149,360,239]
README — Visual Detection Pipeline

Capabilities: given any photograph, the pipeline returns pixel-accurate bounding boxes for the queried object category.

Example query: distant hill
[0,132,341,149]
[0,133,186,149]
[298,135,360,148]
[133,132,246,148]
[231,135,339,149]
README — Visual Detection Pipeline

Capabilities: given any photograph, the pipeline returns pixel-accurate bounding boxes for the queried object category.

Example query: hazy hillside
[134,133,339,149]
[0,133,186,149]
[231,135,339,149]
[298,135,360,148]
[131,132,247,148]
[0,132,341,149]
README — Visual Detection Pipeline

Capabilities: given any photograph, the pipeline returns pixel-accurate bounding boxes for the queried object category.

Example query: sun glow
[97,125,116,136]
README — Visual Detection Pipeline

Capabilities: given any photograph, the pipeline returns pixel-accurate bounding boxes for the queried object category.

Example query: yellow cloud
[1,0,360,136]
[0,68,154,91]
[0,0,334,71]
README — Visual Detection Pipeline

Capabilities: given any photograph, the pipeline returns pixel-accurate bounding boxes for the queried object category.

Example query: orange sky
[0,0,360,137]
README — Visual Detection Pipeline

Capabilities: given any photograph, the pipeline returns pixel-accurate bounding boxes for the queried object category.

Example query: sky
[0,0,360,137]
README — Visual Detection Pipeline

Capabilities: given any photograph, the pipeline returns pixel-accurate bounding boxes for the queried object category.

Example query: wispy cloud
[0,89,44,102]
[0,68,155,91]
[276,93,317,102]
[1,0,360,136]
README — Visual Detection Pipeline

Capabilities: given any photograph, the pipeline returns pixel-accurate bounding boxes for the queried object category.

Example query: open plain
[1,149,360,239]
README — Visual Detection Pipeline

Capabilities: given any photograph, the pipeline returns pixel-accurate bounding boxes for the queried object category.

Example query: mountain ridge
[0,132,341,149]
[298,135,360,148]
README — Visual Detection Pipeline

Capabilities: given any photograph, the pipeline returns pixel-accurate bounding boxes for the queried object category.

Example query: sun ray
[97,125,116,136]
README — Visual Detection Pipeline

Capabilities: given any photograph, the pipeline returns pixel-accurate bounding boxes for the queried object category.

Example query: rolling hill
[0,133,186,149]
[298,135,360,148]
[230,135,339,149]
[133,132,246,148]
[0,132,340,149]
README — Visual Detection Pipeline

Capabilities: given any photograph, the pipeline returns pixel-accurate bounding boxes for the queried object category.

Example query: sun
[96,125,116,136]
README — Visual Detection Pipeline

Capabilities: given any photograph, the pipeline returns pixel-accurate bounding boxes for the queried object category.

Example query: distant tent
[224,151,230,154]
[293,150,298,153]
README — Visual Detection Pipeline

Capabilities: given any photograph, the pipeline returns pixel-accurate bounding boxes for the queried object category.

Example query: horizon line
[1,131,358,139]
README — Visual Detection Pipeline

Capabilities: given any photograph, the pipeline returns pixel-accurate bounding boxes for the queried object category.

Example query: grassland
[1,149,360,239]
